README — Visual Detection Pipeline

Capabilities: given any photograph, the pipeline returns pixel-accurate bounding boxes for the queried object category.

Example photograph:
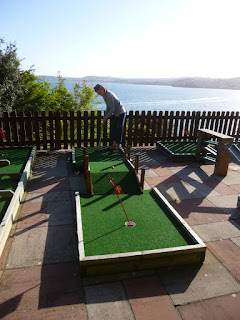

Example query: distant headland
[37,75,240,90]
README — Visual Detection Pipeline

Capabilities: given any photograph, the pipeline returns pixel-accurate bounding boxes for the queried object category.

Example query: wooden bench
[196,129,234,176]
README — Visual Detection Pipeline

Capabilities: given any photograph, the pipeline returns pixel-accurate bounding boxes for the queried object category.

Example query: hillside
[37,75,240,90]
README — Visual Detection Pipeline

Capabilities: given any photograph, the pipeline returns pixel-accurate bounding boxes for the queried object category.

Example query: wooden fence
[0,110,239,150]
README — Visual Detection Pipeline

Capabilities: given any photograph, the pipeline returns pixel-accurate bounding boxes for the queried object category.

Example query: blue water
[49,80,240,113]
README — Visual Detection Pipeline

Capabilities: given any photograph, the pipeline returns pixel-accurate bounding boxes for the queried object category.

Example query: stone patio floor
[0,147,240,319]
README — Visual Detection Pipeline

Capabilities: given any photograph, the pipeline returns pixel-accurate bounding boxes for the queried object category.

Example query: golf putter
[98,126,102,147]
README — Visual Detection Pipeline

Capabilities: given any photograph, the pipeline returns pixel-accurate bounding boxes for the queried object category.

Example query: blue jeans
[112,112,126,144]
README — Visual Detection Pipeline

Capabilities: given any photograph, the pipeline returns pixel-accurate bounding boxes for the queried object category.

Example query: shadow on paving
[36,151,85,310]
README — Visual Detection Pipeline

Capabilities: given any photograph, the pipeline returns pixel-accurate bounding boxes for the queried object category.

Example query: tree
[73,80,100,111]
[0,39,100,113]
[0,38,21,112]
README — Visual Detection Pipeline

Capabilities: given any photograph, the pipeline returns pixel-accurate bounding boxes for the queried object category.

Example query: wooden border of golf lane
[0,146,36,257]
[75,188,206,277]
[156,141,196,162]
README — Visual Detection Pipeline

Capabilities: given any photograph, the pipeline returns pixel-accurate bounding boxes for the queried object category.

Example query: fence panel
[0,110,239,149]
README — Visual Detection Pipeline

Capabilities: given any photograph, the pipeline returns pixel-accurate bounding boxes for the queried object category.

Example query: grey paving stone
[184,180,220,198]
[24,191,73,203]
[208,194,240,217]
[172,167,212,181]
[6,225,78,268]
[84,282,134,320]
[231,236,240,248]
[69,174,87,193]
[215,171,240,185]
[158,250,240,306]
[192,221,240,242]
[156,181,203,201]
[47,201,74,225]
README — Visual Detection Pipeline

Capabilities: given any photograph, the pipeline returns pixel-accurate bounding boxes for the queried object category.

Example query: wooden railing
[0,110,239,149]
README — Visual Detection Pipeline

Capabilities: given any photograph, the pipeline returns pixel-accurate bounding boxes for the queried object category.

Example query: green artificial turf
[75,147,141,195]
[80,189,195,256]
[0,147,32,223]
[0,176,18,191]
[74,147,124,170]
[159,141,197,154]
[0,198,10,222]
[0,147,32,173]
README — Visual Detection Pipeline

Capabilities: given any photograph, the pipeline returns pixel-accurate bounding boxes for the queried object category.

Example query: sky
[1,0,240,79]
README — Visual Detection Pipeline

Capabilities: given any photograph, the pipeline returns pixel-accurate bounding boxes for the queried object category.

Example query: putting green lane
[80,189,195,256]
[0,147,32,173]
[160,141,197,153]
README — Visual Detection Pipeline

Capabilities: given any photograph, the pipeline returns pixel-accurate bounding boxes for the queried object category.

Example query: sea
[49,80,240,113]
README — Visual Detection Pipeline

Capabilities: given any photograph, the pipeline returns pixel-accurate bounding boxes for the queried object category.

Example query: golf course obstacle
[0,159,10,167]
[156,141,197,162]
[75,188,206,276]
[0,146,36,258]
[0,172,21,180]
[73,146,206,276]
[73,146,144,195]
[196,129,234,176]
[0,190,14,198]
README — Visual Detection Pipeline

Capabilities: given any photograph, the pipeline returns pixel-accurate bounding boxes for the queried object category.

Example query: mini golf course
[74,147,206,276]
[157,141,197,161]
[73,146,141,195]
[0,146,36,257]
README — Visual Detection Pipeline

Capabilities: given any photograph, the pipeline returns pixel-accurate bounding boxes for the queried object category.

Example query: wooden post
[86,169,93,196]
[84,154,89,176]
[214,139,231,176]
[124,148,127,160]
[127,145,131,160]
[83,147,86,162]
[135,153,139,174]
[140,168,145,190]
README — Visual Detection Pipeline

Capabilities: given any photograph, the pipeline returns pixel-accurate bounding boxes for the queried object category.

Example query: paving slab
[145,168,159,177]
[204,179,239,195]
[46,201,74,225]
[207,194,240,218]
[27,176,70,193]
[156,181,203,202]
[231,236,240,248]
[192,220,240,242]
[214,170,240,185]
[16,201,49,229]
[230,184,240,192]
[158,250,240,306]
[171,167,212,182]
[84,282,134,320]
[6,225,78,268]
[18,200,74,228]
[123,276,181,320]
[145,175,181,186]
[207,239,240,281]
[170,198,229,225]
[184,180,220,198]
[24,191,74,203]
[177,292,240,320]
[69,174,87,193]
[152,167,175,177]
[0,263,86,319]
